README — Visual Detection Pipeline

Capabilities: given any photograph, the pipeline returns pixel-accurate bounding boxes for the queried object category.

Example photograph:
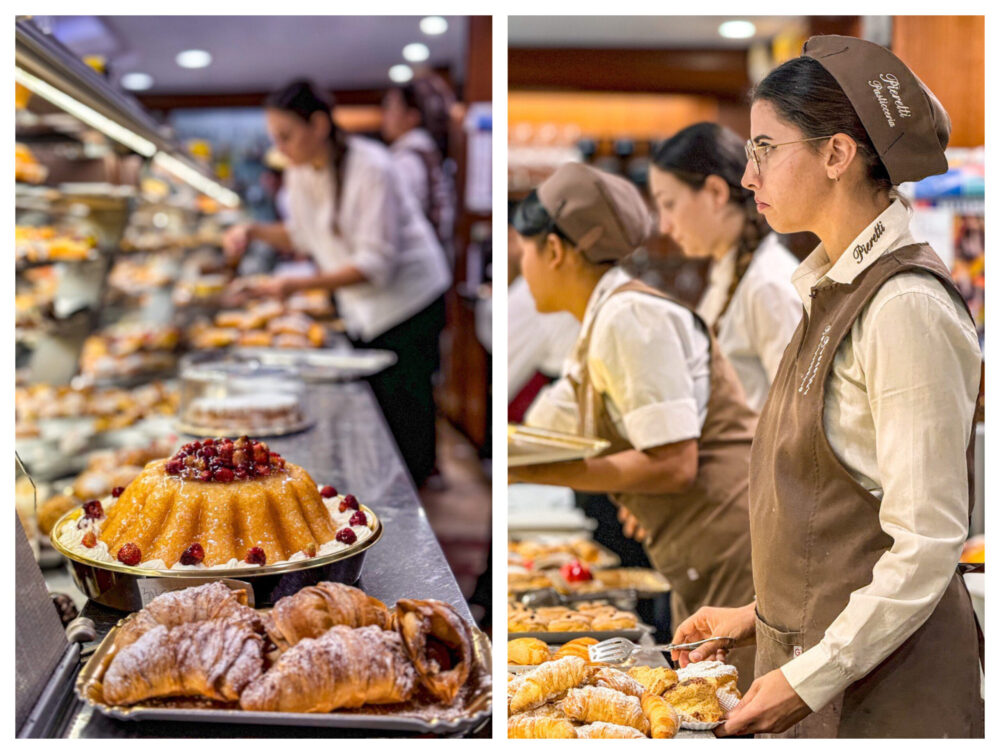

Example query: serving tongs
[589,635,735,664]
[517,587,638,610]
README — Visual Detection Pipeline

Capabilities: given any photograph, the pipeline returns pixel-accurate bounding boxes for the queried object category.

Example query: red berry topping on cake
[349,510,367,527]
[321,485,337,498]
[335,528,357,545]
[117,543,142,566]
[82,500,104,519]
[165,438,287,481]
[180,543,205,566]
[339,494,360,513]
[111,486,125,498]
[245,546,267,565]
[82,531,97,548]
[304,543,317,558]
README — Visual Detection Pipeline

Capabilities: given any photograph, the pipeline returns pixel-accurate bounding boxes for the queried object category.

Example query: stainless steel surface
[175,417,314,438]
[232,347,397,382]
[509,624,651,644]
[76,619,491,735]
[44,381,480,737]
[518,587,637,609]
[589,635,735,664]
[508,424,611,467]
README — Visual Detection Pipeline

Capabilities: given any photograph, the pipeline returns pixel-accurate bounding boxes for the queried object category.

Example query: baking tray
[233,347,397,382]
[508,425,610,467]
[176,417,314,439]
[76,616,492,735]
[508,537,621,569]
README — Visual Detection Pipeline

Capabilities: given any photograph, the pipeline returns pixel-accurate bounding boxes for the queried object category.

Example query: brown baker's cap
[536,162,652,263]
[802,35,950,184]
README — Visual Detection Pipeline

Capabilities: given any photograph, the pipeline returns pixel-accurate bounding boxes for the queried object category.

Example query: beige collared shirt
[778,200,982,711]
[525,266,711,450]
[696,233,802,412]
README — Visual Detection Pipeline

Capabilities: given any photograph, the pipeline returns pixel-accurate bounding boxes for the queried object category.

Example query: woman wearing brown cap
[649,122,802,412]
[672,36,983,737]
[509,161,758,688]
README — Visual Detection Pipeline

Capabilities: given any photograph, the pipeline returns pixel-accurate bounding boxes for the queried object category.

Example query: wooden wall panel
[892,16,984,147]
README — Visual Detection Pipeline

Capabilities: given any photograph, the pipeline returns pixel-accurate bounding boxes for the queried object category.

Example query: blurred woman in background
[223,79,450,488]
[649,122,801,412]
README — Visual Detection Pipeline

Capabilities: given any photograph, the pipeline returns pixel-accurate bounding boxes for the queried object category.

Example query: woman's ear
[545,233,568,267]
[825,133,858,181]
[702,174,732,210]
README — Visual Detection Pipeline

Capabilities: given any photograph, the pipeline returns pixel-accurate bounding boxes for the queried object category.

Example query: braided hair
[266,79,349,234]
[651,122,771,329]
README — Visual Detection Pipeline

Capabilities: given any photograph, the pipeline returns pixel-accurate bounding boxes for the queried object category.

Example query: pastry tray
[76,617,492,735]
[507,623,652,645]
[508,425,610,467]
[233,347,397,382]
[508,537,621,569]
[175,417,314,439]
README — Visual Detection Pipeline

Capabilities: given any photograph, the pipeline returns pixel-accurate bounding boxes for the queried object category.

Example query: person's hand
[616,506,648,542]
[250,276,291,299]
[222,224,253,262]
[715,668,811,736]
[671,603,756,666]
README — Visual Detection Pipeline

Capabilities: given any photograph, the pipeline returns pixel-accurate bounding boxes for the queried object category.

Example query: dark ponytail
[752,56,893,195]
[392,74,455,156]
[652,122,770,328]
[266,79,349,232]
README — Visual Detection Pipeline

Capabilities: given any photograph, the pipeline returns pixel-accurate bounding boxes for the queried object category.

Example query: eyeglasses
[744,136,834,175]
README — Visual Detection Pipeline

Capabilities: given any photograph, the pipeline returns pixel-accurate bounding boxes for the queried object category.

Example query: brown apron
[749,243,984,737]
[570,279,758,689]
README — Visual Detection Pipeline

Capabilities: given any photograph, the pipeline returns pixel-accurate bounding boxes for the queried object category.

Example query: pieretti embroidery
[868,73,913,128]
[798,324,833,396]
[853,221,885,264]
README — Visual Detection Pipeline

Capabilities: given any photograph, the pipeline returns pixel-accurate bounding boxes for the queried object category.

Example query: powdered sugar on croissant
[510,656,588,713]
[560,685,649,735]
[266,582,391,651]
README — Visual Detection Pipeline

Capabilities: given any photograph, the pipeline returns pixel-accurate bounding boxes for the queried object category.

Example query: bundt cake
[55,437,375,570]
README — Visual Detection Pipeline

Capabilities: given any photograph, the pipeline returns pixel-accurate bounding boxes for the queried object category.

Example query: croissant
[102,620,264,705]
[642,693,680,739]
[266,582,391,651]
[113,582,263,652]
[575,722,646,738]
[553,637,602,665]
[240,625,417,712]
[509,656,588,713]
[628,665,678,696]
[394,598,474,703]
[508,714,577,738]
[560,686,650,735]
[508,638,550,665]
[588,667,646,698]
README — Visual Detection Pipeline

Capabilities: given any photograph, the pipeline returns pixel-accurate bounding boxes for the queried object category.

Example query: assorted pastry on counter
[509,602,639,634]
[507,651,740,738]
[187,299,327,350]
[90,581,487,717]
[53,437,376,571]
[16,225,96,263]
[509,559,670,597]
[508,537,617,569]
[79,324,182,379]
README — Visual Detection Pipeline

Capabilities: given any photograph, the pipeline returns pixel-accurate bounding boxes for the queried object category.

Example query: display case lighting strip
[15,65,157,157]
[152,152,241,208]
[15,65,240,208]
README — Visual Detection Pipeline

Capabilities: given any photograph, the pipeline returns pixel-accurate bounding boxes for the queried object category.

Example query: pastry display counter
[20,381,487,738]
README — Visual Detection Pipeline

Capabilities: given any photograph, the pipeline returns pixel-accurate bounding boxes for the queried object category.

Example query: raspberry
[335,528,357,545]
[180,543,204,565]
[213,467,234,483]
[82,531,97,548]
[245,547,266,565]
[111,486,125,498]
[339,494,360,513]
[165,459,184,475]
[349,510,367,527]
[117,543,142,566]
[320,485,337,498]
[82,500,104,519]
[254,464,271,476]
[199,469,213,482]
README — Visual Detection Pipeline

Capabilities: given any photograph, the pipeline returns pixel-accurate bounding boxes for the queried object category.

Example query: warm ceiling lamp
[176,49,212,69]
[718,20,757,39]
[420,16,448,36]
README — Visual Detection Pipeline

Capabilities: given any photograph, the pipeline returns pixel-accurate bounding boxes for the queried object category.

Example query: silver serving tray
[508,425,610,467]
[507,624,652,645]
[76,614,492,735]
[233,347,397,382]
[175,417,314,439]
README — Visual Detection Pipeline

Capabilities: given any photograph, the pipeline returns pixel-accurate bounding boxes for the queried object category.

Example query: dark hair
[652,122,771,328]
[752,56,893,193]
[391,74,455,155]
[511,190,574,246]
[266,79,349,231]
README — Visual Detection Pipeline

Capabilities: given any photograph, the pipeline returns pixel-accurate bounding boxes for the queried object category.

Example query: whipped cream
[56,486,374,571]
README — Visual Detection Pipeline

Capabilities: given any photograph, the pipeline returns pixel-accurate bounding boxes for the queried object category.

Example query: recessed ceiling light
[718,20,756,39]
[120,72,154,91]
[176,49,212,69]
[420,16,448,36]
[389,64,414,84]
[403,43,430,63]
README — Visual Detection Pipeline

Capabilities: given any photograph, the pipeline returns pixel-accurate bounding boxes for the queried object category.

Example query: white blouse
[525,266,711,450]
[284,136,451,341]
[696,233,802,412]
[778,200,982,712]
[507,275,580,401]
